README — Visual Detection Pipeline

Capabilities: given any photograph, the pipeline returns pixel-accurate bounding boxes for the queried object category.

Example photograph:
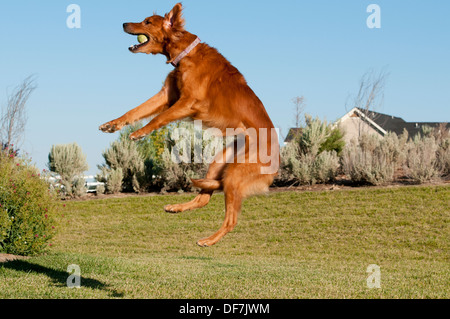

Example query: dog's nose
[123,23,129,30]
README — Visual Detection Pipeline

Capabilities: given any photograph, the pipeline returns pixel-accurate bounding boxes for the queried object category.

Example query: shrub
[121,122,169,162]
[279,115,341,185]
[107,168,124,194]
[96,182,105,195]
[297,115,329,155]
[72,177,87,198]
[152,121,209,192]
[341,132,407,185]
[433,124,450,176]
[48,143,89,198]
[437,138,450,176]
[98,133,144,193]
[404,134,440,183]
[320,126,346,156]
[0,150,57,256]
[313,150,341,183]
[157,145,208,192]
[97,167,123,194]
[280,143,339,185]
[126,123,170,192]
[342,140,394,185]
[107,121,211,193]
[278,141,301,184]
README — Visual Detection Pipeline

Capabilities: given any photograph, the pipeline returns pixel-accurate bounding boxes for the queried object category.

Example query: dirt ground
[75,175,449,202]
[0,254,29,263]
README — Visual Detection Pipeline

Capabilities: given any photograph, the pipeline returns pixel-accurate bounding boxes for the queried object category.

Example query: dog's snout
[123,23,129,31]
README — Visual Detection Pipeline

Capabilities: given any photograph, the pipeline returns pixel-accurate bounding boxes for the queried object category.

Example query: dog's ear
[163,3,185,31]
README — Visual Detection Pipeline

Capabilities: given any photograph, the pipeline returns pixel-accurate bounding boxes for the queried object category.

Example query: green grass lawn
[1,185,449,299]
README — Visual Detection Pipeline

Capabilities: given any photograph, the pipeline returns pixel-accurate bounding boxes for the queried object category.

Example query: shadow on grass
[2,259,124,297]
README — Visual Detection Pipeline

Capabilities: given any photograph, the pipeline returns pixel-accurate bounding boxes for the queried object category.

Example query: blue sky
[0,0,449,175]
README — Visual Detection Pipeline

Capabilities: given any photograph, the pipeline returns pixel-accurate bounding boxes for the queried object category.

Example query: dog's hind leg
[164,190,214,213]
[196,163,274,247]
[196,185,242,247]
[164,159,226,213]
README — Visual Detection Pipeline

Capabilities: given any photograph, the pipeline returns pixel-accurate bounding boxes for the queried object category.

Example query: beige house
[285,107,449,145]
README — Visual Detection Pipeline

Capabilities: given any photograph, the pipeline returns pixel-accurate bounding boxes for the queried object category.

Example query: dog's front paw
[129,131,146,141]
[99,120,124,133]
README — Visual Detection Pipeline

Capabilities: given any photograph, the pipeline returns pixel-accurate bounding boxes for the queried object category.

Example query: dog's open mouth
[129,34,150,52]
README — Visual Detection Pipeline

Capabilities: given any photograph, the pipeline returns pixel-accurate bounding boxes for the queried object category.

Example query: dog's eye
[145,20,152,25]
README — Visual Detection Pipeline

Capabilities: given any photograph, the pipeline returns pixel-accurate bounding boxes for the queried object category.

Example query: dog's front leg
[99,89,169,133]
[129,98,197,140]
[99,71,180,133]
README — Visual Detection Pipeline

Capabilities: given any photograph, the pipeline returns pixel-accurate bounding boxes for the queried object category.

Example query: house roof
[284,108,449,142]
[284,128,302,143]
[351,107,449,137]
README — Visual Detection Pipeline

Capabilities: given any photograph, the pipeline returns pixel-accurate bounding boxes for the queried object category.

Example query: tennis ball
[137,35,148,44]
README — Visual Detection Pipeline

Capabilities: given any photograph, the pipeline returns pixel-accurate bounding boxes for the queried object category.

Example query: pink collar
[170,37,201,67]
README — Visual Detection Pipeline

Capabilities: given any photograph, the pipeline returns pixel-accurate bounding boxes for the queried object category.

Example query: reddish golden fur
[100,3,279,246]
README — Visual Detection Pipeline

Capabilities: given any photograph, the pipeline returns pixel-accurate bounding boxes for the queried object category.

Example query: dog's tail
[191,178,222,191]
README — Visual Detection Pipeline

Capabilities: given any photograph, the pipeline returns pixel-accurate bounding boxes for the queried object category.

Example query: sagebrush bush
[313,150,341,183]
[98,167,123,194]
[437,138,450,176]
[72,177,87,198]
[278,142,301,183]
[341,132,407,185]
[0,150,57,256]
[153,121,209,192]
[433,124,450,176]
[98,133,144,193]
[96,182,105,195]
[106,121,211,193]
[157,145,208,192]
[298,115,329,155]
[48,143,89,198]
[120,123,169,192]
[278,115,342,185]
[404,134,441,183]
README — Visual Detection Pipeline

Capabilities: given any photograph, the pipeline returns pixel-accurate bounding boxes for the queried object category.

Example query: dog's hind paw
[196,238,214,247]
[164,204,183,213]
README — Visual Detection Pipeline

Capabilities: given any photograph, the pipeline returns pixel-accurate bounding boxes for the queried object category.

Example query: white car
[84,176,105,193]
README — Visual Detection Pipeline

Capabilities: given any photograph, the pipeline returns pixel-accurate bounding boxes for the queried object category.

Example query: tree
[345,69,389,138]
[292,96,306,129]
[0,75,37,148]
